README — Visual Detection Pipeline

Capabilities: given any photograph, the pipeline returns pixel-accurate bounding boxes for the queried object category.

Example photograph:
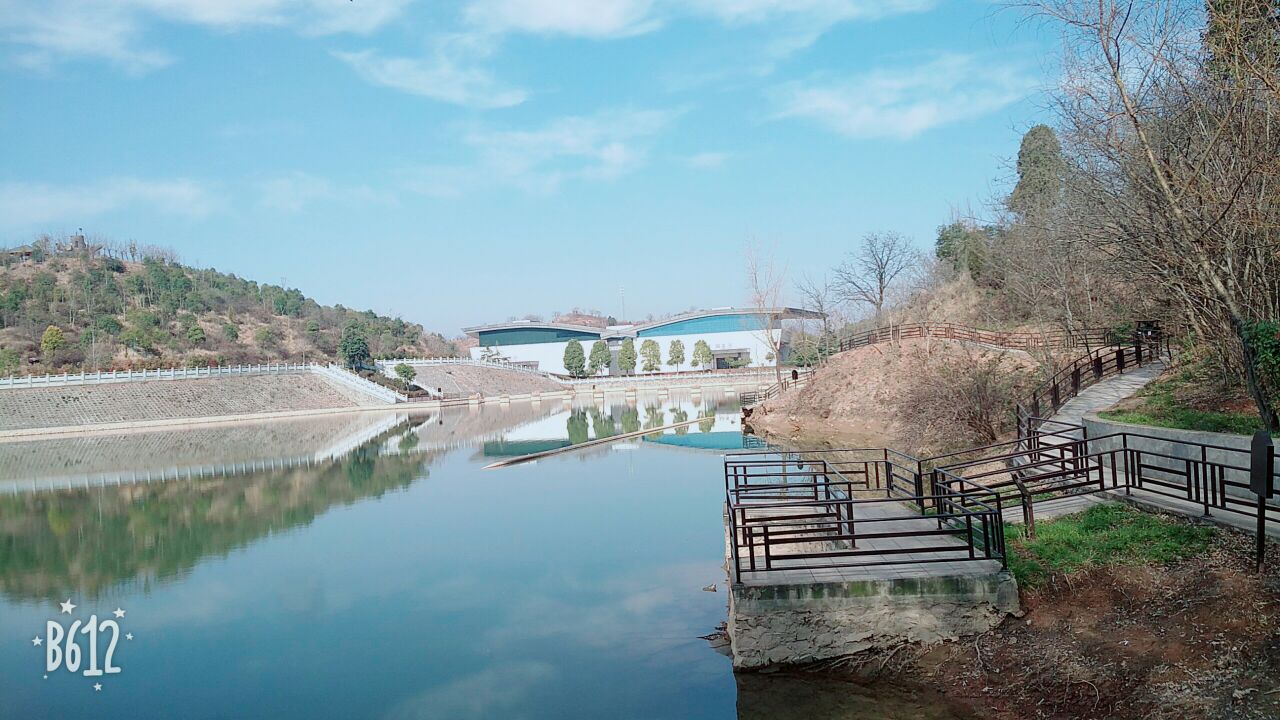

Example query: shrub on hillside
[893,347,1034,454]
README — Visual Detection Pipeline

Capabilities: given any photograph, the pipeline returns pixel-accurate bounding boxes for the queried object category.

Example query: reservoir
[0,391,960,719]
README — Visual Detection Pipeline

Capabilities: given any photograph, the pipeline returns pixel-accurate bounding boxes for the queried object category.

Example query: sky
[0,0,1057,336]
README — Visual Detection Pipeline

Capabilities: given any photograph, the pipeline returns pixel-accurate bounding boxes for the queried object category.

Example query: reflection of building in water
[479,389,746,458]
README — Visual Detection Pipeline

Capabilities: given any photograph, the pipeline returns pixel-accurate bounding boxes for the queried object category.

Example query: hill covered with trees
[0,234,456,375]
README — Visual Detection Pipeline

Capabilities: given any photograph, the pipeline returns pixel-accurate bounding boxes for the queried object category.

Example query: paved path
[1015,358,1280,537]
[1048,359,1166,427]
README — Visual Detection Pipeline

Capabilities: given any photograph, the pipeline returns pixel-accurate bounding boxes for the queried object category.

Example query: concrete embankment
[0,372,389,438]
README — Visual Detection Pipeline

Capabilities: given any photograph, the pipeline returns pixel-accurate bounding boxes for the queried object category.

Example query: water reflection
[0,390,957,720]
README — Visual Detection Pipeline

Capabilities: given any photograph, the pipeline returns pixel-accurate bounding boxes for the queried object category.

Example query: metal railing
[836,322,1114,354]
[375,356,555,379]
[932,427,1278,541]
[723,449,1006,583]
[740,369,814,408]
[1015,336,1167,441]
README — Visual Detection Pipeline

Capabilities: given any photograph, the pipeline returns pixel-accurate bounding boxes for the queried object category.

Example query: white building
[463,307,823,376]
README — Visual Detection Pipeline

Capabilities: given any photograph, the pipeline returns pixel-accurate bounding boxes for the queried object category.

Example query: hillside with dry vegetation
[0,235,456,374]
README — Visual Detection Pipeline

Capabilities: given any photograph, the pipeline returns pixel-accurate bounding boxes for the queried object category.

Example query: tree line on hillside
[0,235,455,375]
[561,337,720,378]
[779,1,1280,441]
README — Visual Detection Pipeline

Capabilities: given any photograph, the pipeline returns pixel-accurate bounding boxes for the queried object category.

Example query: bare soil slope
[746,338,1040,449]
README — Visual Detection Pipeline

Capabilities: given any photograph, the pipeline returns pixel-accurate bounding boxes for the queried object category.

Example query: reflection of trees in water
[698,408,716,434]
[643,406,665,440]
[0,440,430,603]
[670,408,690,435]
[620,406,641,434]
[589,407,618,439]
[566,409,589,445]
[734,673,961,720]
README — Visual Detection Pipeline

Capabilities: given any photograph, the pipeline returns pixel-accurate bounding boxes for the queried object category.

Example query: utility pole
[619,286,626,323]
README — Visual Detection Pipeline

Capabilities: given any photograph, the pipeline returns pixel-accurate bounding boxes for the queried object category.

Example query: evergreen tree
[40,325,65,360]
[563,339,586,377]
[1008,125,1065,217]
[617,337,637,374]
[339,324,370,368]
[394,363,416,385]
[639,339,661,372]
[587,339,612,375]
[667,339,685,371]
[691,339,713,370]
[934,221,997,277]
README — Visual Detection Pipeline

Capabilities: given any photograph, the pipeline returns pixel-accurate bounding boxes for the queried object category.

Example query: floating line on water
[483,417,705,469]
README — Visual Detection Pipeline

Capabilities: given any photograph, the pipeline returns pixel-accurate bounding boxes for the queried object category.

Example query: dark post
[1251,431,1274,572]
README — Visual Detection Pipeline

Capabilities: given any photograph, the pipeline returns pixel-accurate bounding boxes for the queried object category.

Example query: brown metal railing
[932,428,1278,539]
[723,449,1006,583]
[836,322,1114,354]
[1015,335,1169,441]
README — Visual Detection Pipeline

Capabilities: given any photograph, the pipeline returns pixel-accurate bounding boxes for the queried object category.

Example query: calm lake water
[0,390,963,719]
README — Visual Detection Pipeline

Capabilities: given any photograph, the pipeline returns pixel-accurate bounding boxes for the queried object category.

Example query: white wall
[470,341,580,375]
[471,328,783,376]
[631,329,781,372]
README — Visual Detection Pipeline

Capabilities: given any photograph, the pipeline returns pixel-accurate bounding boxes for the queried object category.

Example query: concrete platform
[724,497,1018,669]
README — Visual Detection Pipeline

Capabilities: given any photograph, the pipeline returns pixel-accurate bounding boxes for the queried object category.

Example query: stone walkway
[1048,359,1166,427]
[1011,359,1280,537]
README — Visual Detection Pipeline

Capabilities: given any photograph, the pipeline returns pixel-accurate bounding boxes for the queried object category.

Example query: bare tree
[833,232,919,324]
[746,244,787,384]
[1018,0,1280,430]
[795,274,841,358]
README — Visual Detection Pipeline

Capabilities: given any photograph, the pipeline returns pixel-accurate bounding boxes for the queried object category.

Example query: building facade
[464,308,822,376]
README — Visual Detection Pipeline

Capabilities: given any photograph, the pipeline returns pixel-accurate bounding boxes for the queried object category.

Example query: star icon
[32,635,43,646]
[93,683,102,692]
[112,608,126,619]
[59,599,76,615]
[125,633,134,641]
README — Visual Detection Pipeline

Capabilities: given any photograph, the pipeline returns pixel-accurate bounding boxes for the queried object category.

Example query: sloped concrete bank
[727,573,1020,670]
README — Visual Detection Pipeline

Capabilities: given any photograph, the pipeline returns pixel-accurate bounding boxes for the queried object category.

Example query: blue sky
[1,0,1054,335]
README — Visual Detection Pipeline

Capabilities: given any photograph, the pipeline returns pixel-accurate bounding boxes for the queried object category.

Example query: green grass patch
[1004,503,1215,588]
[1098,372,1262,435]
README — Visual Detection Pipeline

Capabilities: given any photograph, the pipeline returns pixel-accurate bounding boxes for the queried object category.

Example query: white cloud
[692,0,935,56]
[464,0,660,39]
[382,662,556,720]
[257,171,393,212]
[686,151,729,169]
[334,35,527,109]
[690,0,933,25]
[404,108,680,195]
[0,177,217,231]
[0,0,411,71]
[773,54,1035,140]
